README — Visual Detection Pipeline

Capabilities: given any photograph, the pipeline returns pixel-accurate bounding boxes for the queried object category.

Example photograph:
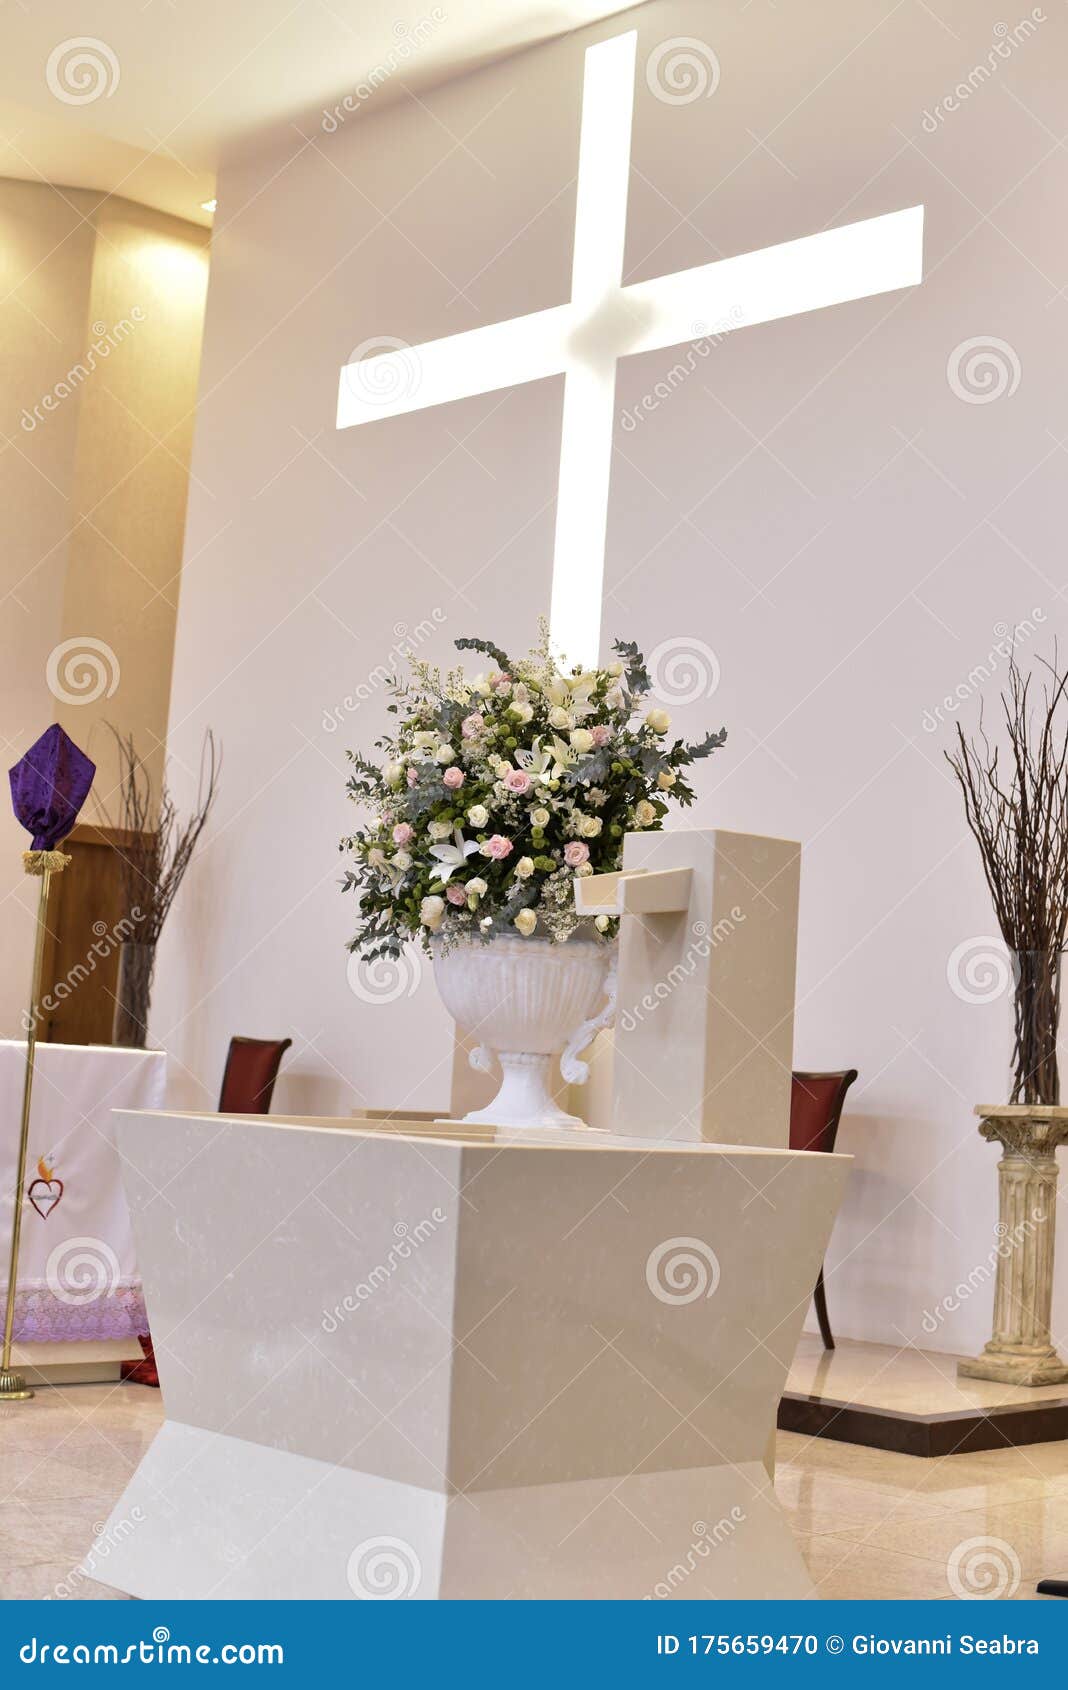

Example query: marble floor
[1,1376,1067,1600]
[788,1332,1068,1413]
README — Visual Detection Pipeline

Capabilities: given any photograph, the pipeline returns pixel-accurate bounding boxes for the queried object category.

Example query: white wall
[158,0,1068,1358]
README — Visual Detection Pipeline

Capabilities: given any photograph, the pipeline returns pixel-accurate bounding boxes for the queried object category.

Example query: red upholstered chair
[218,1035,293,1114]
[789,1069,858,1351]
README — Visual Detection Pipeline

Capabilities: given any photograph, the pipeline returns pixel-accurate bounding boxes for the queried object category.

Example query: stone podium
[90,1111,847,1600]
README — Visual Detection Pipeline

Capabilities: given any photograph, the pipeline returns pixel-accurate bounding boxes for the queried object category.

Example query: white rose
[509,702,534,724]
[658,769,677,789]
[569,728,594,754]
[384,760,405,789]
[393,850,412,871]
[595,914,611,932]
[472,673,492,697]
[634,799,657,828]
[466,877,488,900]
[514,909,538,936]
[574,862,593,877]
[548,706,573,731]
[606,660,624,678]
[647,708,671,734]
[530,806,550,828]
[435,744,455,764]
[514,856,535,879]
[420,895,446,931]
[467,804,489,828]
[428,819,452,841]
[578,814,602,839]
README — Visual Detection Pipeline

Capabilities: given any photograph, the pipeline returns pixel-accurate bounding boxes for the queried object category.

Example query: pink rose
[446,883,467,906]
[590,725,610,747]
[489,671,511,690]
[461,713,485,740]
[443,766,465,789]
[564,840,590,867]
[485,834,514,860]
[392,823,414,846]
[407,767,419,787]
[504,768,531,795]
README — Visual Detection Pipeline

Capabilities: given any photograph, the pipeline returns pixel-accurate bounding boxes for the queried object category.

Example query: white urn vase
[433,935,616,1130]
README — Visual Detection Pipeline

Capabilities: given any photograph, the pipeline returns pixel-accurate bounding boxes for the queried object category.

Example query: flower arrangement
[341,626,726,961]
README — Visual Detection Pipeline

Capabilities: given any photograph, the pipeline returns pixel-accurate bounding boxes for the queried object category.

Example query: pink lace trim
[9,1279,148,1343]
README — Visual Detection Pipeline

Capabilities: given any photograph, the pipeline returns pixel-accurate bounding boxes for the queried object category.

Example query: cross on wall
[337,30,924,668]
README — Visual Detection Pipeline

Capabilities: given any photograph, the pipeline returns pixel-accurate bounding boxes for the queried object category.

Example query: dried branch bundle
[946,652,1068,1105]
[100,728,221,946]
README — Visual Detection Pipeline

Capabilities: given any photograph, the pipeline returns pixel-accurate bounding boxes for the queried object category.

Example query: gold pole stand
[1,852,66,1403]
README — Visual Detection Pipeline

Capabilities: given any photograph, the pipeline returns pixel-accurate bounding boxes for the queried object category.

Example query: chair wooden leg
[814,1265,835,1351]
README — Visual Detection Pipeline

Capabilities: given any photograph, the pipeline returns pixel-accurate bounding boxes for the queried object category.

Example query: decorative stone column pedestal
[959,1106,1068,1388]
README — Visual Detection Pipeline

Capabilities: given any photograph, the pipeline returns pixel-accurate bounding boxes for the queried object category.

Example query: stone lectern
[576,829,800,1147]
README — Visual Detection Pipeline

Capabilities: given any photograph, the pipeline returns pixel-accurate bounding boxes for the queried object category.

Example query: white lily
[428,826,480,885]
[515,734,575,784]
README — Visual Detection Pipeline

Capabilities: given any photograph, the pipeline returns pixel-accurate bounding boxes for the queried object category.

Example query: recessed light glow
[200,198,217,214]
[337,30,924,668]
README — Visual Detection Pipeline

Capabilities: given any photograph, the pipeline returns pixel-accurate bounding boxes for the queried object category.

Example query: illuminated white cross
[337,30,923,668]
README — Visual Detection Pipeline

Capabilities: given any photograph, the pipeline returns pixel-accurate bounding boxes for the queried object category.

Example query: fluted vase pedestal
[958,1106,1068,1388]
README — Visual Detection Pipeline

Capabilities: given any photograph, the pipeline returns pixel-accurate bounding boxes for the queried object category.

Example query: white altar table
[92,1110,848,1600]
[0,1041,165,1382]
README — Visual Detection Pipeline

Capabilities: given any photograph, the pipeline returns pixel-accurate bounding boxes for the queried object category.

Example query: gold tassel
[22,850,71,877]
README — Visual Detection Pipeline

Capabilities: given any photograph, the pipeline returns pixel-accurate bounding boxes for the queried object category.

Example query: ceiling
[0,1,641,227]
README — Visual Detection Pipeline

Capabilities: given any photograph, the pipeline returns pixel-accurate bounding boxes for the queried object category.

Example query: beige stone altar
[90,1111,847,1600]
[89,825,847,1599]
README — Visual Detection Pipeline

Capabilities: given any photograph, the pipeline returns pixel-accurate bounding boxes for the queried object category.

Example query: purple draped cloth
[8,724,95,849]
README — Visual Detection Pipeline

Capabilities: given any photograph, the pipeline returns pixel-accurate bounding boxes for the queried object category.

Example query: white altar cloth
[0,1042,165,1344]
[93,1112,848,1600]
